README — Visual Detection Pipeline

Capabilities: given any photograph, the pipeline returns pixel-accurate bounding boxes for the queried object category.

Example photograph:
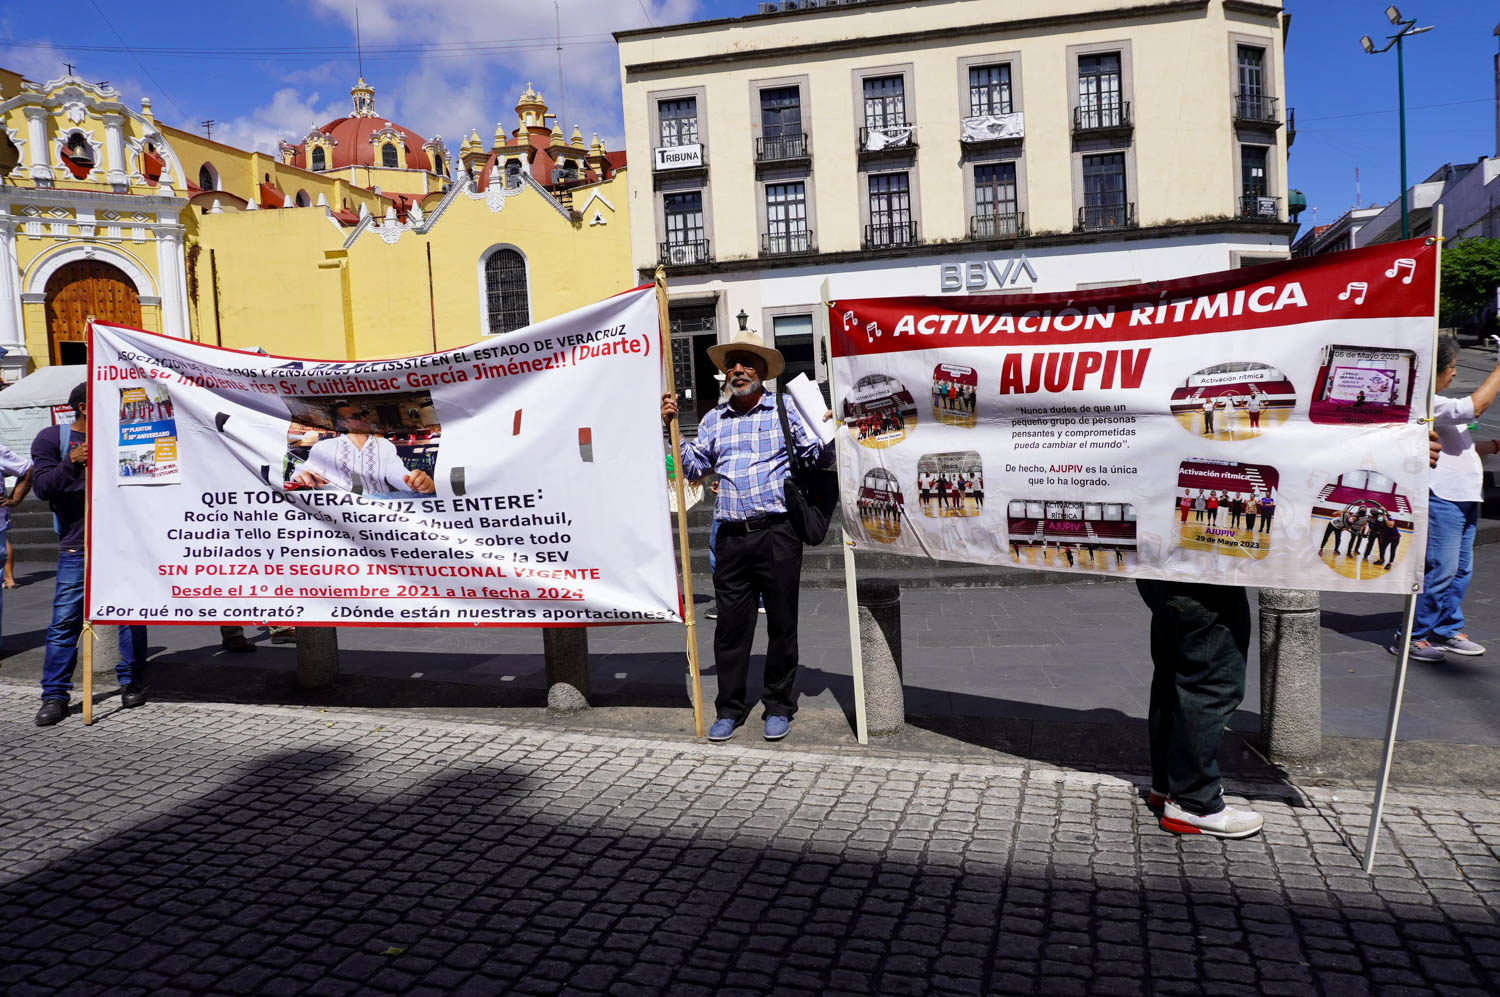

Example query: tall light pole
[1362,7,1434,240]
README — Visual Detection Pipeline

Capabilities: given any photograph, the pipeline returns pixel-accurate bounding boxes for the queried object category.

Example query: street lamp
[1361,6,1435,239]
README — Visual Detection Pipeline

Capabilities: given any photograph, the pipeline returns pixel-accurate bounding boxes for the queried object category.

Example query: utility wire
[84,0,192,125]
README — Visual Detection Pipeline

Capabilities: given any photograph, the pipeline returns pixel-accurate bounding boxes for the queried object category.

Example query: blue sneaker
[707,718,738,742]
[764,715,790,741]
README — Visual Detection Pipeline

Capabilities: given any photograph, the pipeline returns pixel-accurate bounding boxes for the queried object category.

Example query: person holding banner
[1137,580,1263,838]
[1394,335,1500,661]
[661,331,832,743]
[31,384,149,726]
[289,401,436,495]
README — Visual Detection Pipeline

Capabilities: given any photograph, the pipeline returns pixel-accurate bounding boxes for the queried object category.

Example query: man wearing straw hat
[661,330,832,742]
[31,383,149,726]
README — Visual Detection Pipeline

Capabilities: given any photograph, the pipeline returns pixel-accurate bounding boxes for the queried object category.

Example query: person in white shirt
[1246,391,1264,429]
[1395,335,1500,661]
[290,401,435,495]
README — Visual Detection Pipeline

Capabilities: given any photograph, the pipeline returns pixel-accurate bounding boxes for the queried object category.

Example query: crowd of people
[1176,489,1276,532]
[1319,507,1402,569]
[850,410,905,441]
[918,471,984,513]
[1197,386,1266,434]
[858,495,903,528]
[932,378,976,415]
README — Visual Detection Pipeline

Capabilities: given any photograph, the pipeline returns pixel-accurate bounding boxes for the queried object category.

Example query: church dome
[283,78,438,173]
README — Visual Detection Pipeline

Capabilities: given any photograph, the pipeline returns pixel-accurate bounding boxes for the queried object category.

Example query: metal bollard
[296,626,340,691]
[543,627,590,714]
[1258,588,1321,762]
[857,578,904,737]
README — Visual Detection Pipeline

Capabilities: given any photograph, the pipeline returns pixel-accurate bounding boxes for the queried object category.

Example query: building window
[867,172,913,247]
[659,98,699,147]
[1077,53,1123,129]
[973,162,1019,238]
[773,314,816,385]
[198,163,218,191]
[381,143,398,168]
[765,182,810,255]
[294,189,310,207]
[1238,46,1265,98]
[483,248,529,335]
[1081,152,1129,230]
[1240,144,1273,217]
[433,153,444,176]
[761,87,801,138]
[311,146,326,171]
[504,159,523,188]
[664,191,705,247]
[862,75,906,130]
[968,65,1012,116]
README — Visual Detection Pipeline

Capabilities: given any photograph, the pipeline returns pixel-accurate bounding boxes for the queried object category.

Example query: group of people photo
[1168,362,1294,442]
[1177,489,1276,532]
[841,373,918,449]
[930,377,977,416]
[1317,504,1402,570]
[850,409,907,443]
[918,470,984,517]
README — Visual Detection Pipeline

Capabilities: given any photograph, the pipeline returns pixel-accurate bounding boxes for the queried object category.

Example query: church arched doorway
[44,260,142,365]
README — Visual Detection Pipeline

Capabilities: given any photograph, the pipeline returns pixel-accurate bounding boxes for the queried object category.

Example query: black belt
[718,513,788,535]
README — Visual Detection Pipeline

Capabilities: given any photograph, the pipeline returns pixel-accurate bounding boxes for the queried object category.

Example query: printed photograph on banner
[1169,361,1295,441]
[842,372,918,448]
[1174,459,1280,559]
[117,385,180,484]
[1005,497,1138,573]
[931,363,978,427]
[1309,344,1417,425]
[856,468,905,543]
[917,452,985,518]
[282,391,440,497]
[1310,469,1414,581]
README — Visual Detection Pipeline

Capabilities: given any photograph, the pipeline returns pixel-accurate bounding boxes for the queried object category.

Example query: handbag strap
[774,390,807,475]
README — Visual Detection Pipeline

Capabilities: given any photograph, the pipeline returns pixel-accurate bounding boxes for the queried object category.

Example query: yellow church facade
[0,69,632,378]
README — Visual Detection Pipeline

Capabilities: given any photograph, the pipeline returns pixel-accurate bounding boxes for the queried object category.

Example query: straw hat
[707,330,784,380]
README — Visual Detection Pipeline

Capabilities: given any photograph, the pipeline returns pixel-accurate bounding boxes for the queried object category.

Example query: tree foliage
[1440,237,1500,331]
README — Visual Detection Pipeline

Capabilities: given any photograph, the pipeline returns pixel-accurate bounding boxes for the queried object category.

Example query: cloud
[213,87,348,153]
[301,0,701,149]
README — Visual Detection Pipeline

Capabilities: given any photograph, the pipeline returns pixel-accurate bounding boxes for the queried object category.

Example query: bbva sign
[939,256,1039,293]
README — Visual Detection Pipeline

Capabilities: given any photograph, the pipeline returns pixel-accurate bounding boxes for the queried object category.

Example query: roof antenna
[555,2,567,134]
[355,2,365,79]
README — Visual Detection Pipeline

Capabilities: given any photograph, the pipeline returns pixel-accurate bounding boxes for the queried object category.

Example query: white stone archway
[24,242,158,299]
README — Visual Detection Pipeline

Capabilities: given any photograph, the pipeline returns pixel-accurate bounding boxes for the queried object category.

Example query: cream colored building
[616,0,1296,429]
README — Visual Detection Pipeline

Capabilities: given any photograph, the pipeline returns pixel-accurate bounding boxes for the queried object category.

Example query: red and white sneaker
[1146,788,1169,813]
[1160,799,1264,838]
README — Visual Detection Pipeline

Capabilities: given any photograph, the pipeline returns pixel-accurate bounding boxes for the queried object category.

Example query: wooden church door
[44,260,142,365]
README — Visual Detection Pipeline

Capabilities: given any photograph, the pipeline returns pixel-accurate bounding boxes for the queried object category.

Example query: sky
[2,0,1495,242]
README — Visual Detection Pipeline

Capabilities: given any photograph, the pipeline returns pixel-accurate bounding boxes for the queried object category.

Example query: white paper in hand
[783,373,835,445]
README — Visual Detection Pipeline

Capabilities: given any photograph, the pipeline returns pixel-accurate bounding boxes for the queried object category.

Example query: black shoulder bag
[775,390,840,546]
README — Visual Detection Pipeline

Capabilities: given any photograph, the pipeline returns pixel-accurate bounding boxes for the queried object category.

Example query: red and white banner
[828,239,1436,593]
[86,287,681,626]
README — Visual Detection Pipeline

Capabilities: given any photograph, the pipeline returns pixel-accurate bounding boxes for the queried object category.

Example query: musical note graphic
[1338,281,1368,305]
[1385,258,1416,284]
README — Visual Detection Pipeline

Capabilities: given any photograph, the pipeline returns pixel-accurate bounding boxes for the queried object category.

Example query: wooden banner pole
[81,325,94,726]
[1362,206,1444,871]
[656,268,705,738]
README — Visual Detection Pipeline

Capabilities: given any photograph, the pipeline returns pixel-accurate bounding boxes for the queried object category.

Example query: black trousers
[1137,581,1250,816]
[712,519,803,722]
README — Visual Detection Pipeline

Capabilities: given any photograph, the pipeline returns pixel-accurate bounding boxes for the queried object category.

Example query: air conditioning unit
[667,245,694,265]
[781,0,802,10]
[758,1,777,11]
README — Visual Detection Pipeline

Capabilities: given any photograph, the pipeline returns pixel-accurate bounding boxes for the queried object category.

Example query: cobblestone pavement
[3,689,1499,997]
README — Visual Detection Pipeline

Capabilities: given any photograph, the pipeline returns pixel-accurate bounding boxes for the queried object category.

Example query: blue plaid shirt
[679,390,832,522]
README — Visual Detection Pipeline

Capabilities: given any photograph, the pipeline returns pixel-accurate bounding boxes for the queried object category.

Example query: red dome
[317,116,433,171]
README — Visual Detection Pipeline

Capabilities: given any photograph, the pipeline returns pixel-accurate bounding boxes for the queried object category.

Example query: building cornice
[3,187,186,212]
[639,217,1296,280]
[620,0,1209,75]
[1221,1,1282,18]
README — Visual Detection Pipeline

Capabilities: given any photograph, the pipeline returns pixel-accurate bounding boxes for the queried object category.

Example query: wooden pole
[81,324,94,726]
[655,268,705,737]
[820,279,868,743]
[1362,207,1444,871]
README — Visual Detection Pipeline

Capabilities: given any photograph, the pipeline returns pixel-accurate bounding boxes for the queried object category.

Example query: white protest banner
[86,286,682,627]
[828,239,1436,594]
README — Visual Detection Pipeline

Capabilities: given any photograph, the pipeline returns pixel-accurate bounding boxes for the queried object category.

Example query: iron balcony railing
[1232,93,1280,126]
[1077,202,1136,233]
[1072,100,1131,134]
[863,220,918,249]
[756,133,809,163]
[1287,106,1297,146]
[858,124,917,154]
[761,229,816,257]
[969,212,1026,240]
[1239,194,1281,220]
[659,239,711,266]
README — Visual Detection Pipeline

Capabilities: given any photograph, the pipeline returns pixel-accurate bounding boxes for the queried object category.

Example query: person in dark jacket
[32,383,148,726]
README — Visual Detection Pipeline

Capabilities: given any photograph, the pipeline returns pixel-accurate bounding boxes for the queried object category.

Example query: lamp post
[1362,6,1435,240]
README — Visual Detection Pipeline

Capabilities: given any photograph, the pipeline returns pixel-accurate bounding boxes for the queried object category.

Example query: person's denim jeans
[1137,580,1250,816]
[1414,494,1479,642]
[40,550,147,701]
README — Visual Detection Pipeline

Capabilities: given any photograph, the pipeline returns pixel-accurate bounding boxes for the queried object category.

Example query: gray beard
[730,378,762,397]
